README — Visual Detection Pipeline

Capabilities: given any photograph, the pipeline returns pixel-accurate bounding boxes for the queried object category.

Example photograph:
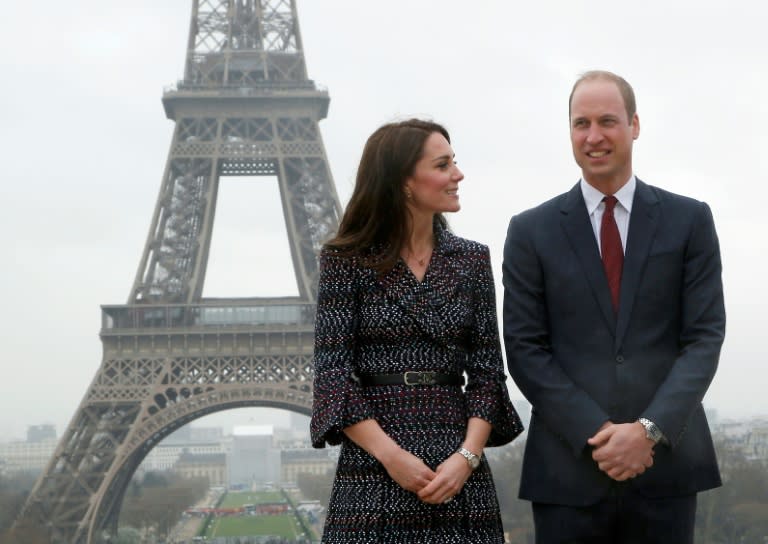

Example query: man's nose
[586,125,604,144]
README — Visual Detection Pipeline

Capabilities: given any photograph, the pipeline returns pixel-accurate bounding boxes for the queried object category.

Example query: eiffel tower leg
[15,394,142,543]
[275,116,341,300]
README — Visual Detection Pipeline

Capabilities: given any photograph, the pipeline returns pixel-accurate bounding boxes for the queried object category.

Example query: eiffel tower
[14,1,340,542]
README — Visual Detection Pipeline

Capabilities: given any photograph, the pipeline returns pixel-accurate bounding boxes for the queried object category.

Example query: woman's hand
[416,453,472,504]
[380,447,437,493]
[343,419,437,493]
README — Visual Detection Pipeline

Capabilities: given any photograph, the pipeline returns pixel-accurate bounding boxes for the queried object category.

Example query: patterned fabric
[311,228,523,543]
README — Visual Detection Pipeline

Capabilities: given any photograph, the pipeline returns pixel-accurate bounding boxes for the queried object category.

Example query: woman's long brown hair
[325,118,450,273]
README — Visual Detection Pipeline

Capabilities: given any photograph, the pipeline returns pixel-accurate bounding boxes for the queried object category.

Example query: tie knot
[603,195,618,213]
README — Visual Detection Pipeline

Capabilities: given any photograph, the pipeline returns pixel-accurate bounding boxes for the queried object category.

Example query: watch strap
[458,447,480,469]
[638,417,665,444]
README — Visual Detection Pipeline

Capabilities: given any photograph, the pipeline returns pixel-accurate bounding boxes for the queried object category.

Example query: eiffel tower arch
[15,1,340,542]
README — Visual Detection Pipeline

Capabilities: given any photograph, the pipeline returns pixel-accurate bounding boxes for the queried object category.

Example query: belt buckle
[404,371,436,386]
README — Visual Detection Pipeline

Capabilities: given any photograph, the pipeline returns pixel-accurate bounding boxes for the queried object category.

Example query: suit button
[616,355,625,364]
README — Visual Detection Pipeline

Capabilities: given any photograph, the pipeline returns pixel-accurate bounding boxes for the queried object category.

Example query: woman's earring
[405,188,412,199]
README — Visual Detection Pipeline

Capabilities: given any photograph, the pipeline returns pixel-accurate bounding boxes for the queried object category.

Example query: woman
[310,119,522,543]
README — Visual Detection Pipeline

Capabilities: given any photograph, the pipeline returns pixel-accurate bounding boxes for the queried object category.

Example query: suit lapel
[559,183,617,333]
[615,179,661,347]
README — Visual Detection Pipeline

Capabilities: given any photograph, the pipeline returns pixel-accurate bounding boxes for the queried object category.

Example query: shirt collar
[580,175,636,215]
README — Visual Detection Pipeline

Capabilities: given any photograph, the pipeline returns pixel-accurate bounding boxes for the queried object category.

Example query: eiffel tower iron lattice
[14,1,340,542]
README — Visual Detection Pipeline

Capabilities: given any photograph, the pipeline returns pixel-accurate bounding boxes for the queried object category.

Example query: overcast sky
[1,1,766,441]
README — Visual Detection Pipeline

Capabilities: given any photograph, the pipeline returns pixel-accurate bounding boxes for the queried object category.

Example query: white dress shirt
[580,176,636,256]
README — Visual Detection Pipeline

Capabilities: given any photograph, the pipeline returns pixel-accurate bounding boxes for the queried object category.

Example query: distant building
[712,416,768,461]
[229,425,281,487]
[138,441,227,474]
[281,448,336,483]
[175,452,227,486]
[743,419,768,460]
[0,437,57,474]
[136,427,228,477]
[189,426,225,442]
[274,426,311,449]
[713,419,750,440]
[27,424,56,443]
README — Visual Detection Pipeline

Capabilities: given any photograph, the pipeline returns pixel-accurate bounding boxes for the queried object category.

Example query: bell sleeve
[310,248,375,448]
[464,244,524,447]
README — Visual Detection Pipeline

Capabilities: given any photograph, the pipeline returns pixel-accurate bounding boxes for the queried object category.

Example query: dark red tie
[601,196,623,312]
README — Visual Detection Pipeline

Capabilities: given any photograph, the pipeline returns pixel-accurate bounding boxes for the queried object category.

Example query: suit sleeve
[310,248,375,447]
[502,214,610,456]
[641,202,725,447]
[464,245,524,447]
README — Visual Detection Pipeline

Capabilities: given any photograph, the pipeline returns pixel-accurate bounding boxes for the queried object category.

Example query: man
[502,70,725,543]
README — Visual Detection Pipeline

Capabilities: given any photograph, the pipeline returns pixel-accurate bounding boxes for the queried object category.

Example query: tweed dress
[311,228,523,543]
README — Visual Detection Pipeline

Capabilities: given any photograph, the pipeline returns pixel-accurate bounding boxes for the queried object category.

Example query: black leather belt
[357,371,464,387]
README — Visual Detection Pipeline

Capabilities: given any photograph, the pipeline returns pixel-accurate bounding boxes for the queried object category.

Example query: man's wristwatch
[458,447,480,470]
[638,417,664,444]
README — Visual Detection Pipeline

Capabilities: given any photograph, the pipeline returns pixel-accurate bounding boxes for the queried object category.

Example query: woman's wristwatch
[458,447,480,470]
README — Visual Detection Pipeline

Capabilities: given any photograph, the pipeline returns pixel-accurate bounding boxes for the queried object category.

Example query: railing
[165,80,322,93]
[101,301,316,332]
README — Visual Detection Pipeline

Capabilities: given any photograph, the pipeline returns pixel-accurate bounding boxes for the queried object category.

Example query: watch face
[459,447,480,470]
[639,418,661,443]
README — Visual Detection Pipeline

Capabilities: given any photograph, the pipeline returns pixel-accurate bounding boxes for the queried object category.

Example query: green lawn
[205,514,301,539]
[219,490,287,508]
[202,491,301,539]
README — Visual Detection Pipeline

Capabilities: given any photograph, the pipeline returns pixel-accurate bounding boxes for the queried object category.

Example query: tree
[115,526,142,544]
[0,472,43,543]
[119,473,208,539]
[696,438,768,544]
[732,503,768,544]
[296,470,334,507]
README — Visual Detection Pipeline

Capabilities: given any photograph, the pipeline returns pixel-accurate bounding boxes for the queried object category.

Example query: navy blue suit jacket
[502,179,725,506]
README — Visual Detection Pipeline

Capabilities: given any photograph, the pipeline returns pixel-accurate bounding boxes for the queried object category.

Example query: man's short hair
[568,70,637,122]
